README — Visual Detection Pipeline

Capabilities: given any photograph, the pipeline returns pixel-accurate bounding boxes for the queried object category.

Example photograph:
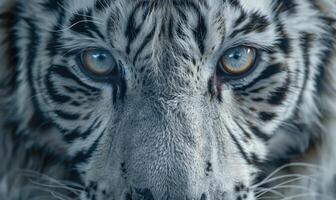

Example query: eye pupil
[95,54,106,61]
[230,51,242,60]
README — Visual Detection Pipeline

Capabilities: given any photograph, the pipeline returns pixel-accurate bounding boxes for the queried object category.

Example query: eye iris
[83,49,116,75]
[220,47,256,75]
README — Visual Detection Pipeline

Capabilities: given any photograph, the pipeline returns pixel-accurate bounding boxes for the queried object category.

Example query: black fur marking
[201,193,208,200]
[250,126,271,141]
[40,0,64,12]
[21,12,54,130]
[234,11,248,27]
[134,188,155,200]
[0,5,21,95]
[125,2,149,54]
[48,64,100,92]
[273,0,298,16]
[95,0,112,11]
[274,19,292,55]
[28,113,52,131]
[121,162,127,176]
[259,112,277,122]
[69,9,105,40]
[175,1,207,54]
[193,13,207,54]
[234,121,252,139]
[205,161,213,176]
[234,63,283,91]
[72,132,104,164]
[133,25,156,65]
[227,0,240,8]
[295,32,313,114]
[64,120,102,143]
[125,192,132,200]
[267,85,289,105]
[226,126,252,165]
[46,13,65,57]
[54,110,80,120]
[230,13,270,38]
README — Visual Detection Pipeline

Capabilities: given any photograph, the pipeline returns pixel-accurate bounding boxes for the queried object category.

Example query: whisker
[29,180,82,195]
[253,173,319,188]
[255,176,319,198]
[254,162,321,187]
[280,192,334,200]
[18,169,84,190]
[24,185,74,200]
[255,187,286,198]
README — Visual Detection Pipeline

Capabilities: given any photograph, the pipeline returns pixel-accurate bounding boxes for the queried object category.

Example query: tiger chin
[0,0,336,200]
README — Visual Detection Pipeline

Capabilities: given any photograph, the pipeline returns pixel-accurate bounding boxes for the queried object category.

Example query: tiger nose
[125,189,208,200]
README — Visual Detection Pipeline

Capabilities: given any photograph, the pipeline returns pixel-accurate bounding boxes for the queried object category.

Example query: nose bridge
[140,50,197,99]
[120,98,205,191]
[136,11,199,97]
[125,97,198,151]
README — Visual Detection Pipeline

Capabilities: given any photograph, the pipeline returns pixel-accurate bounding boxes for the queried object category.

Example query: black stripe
[95,0,112,11]
[40,0,64,12]
[54,110,80,120]
[234,11,248,27]
[274,19,292,55]
[234,63,283,91]
[193,14,207,54]
[46,10,65,57]
[259,112,277,122]
[22,11,52,125]
[125,2,149,54]
[230,13,270,38]
[63,85,94,96]
[69,9,105,40]
[85,10,105,40]
[234,120,252,139]
[175,1,207,54]
[249,126,270,142]
[45,74,72,104]
[69,10,93,38]
[72,131,104,164]
[64,118,102,143]
[267,84,289,105]
[273,0,297,16]
[227,126,252,165]
[49,64,100,92]
[133,25,156,65]
[295,32,313,111]
[227,0,240,7]
[0,4,21,95]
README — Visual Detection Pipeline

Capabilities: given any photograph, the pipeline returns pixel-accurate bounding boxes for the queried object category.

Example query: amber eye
[219,46,257,77]
[80,48,117,76]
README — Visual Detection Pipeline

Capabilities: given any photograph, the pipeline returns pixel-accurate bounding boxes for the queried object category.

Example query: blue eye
[219,46,257,76]
[81,48,116,76]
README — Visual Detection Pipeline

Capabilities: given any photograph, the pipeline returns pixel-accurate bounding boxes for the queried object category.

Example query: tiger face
[1,0,334,200]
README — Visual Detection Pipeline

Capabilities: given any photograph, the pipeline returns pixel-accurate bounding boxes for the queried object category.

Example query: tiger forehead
[93,0,272,12]
[64,0,274,67]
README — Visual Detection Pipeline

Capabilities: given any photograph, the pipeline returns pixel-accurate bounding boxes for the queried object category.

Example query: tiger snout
[80,103,255,200]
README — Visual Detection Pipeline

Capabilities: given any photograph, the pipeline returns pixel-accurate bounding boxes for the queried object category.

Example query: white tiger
[0,0,336,200]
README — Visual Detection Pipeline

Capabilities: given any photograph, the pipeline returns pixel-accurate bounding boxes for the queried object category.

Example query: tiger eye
[219,46,257,76]
[81,48,116,76]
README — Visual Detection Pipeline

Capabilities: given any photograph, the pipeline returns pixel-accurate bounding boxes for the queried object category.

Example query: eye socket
[80,48,117,77]
[218,46,257,77]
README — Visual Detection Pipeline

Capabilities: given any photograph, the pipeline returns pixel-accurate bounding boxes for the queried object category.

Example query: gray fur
[0,0,336,200]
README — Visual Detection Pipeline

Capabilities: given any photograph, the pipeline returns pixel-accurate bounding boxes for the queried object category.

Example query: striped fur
[0,0,335,200]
